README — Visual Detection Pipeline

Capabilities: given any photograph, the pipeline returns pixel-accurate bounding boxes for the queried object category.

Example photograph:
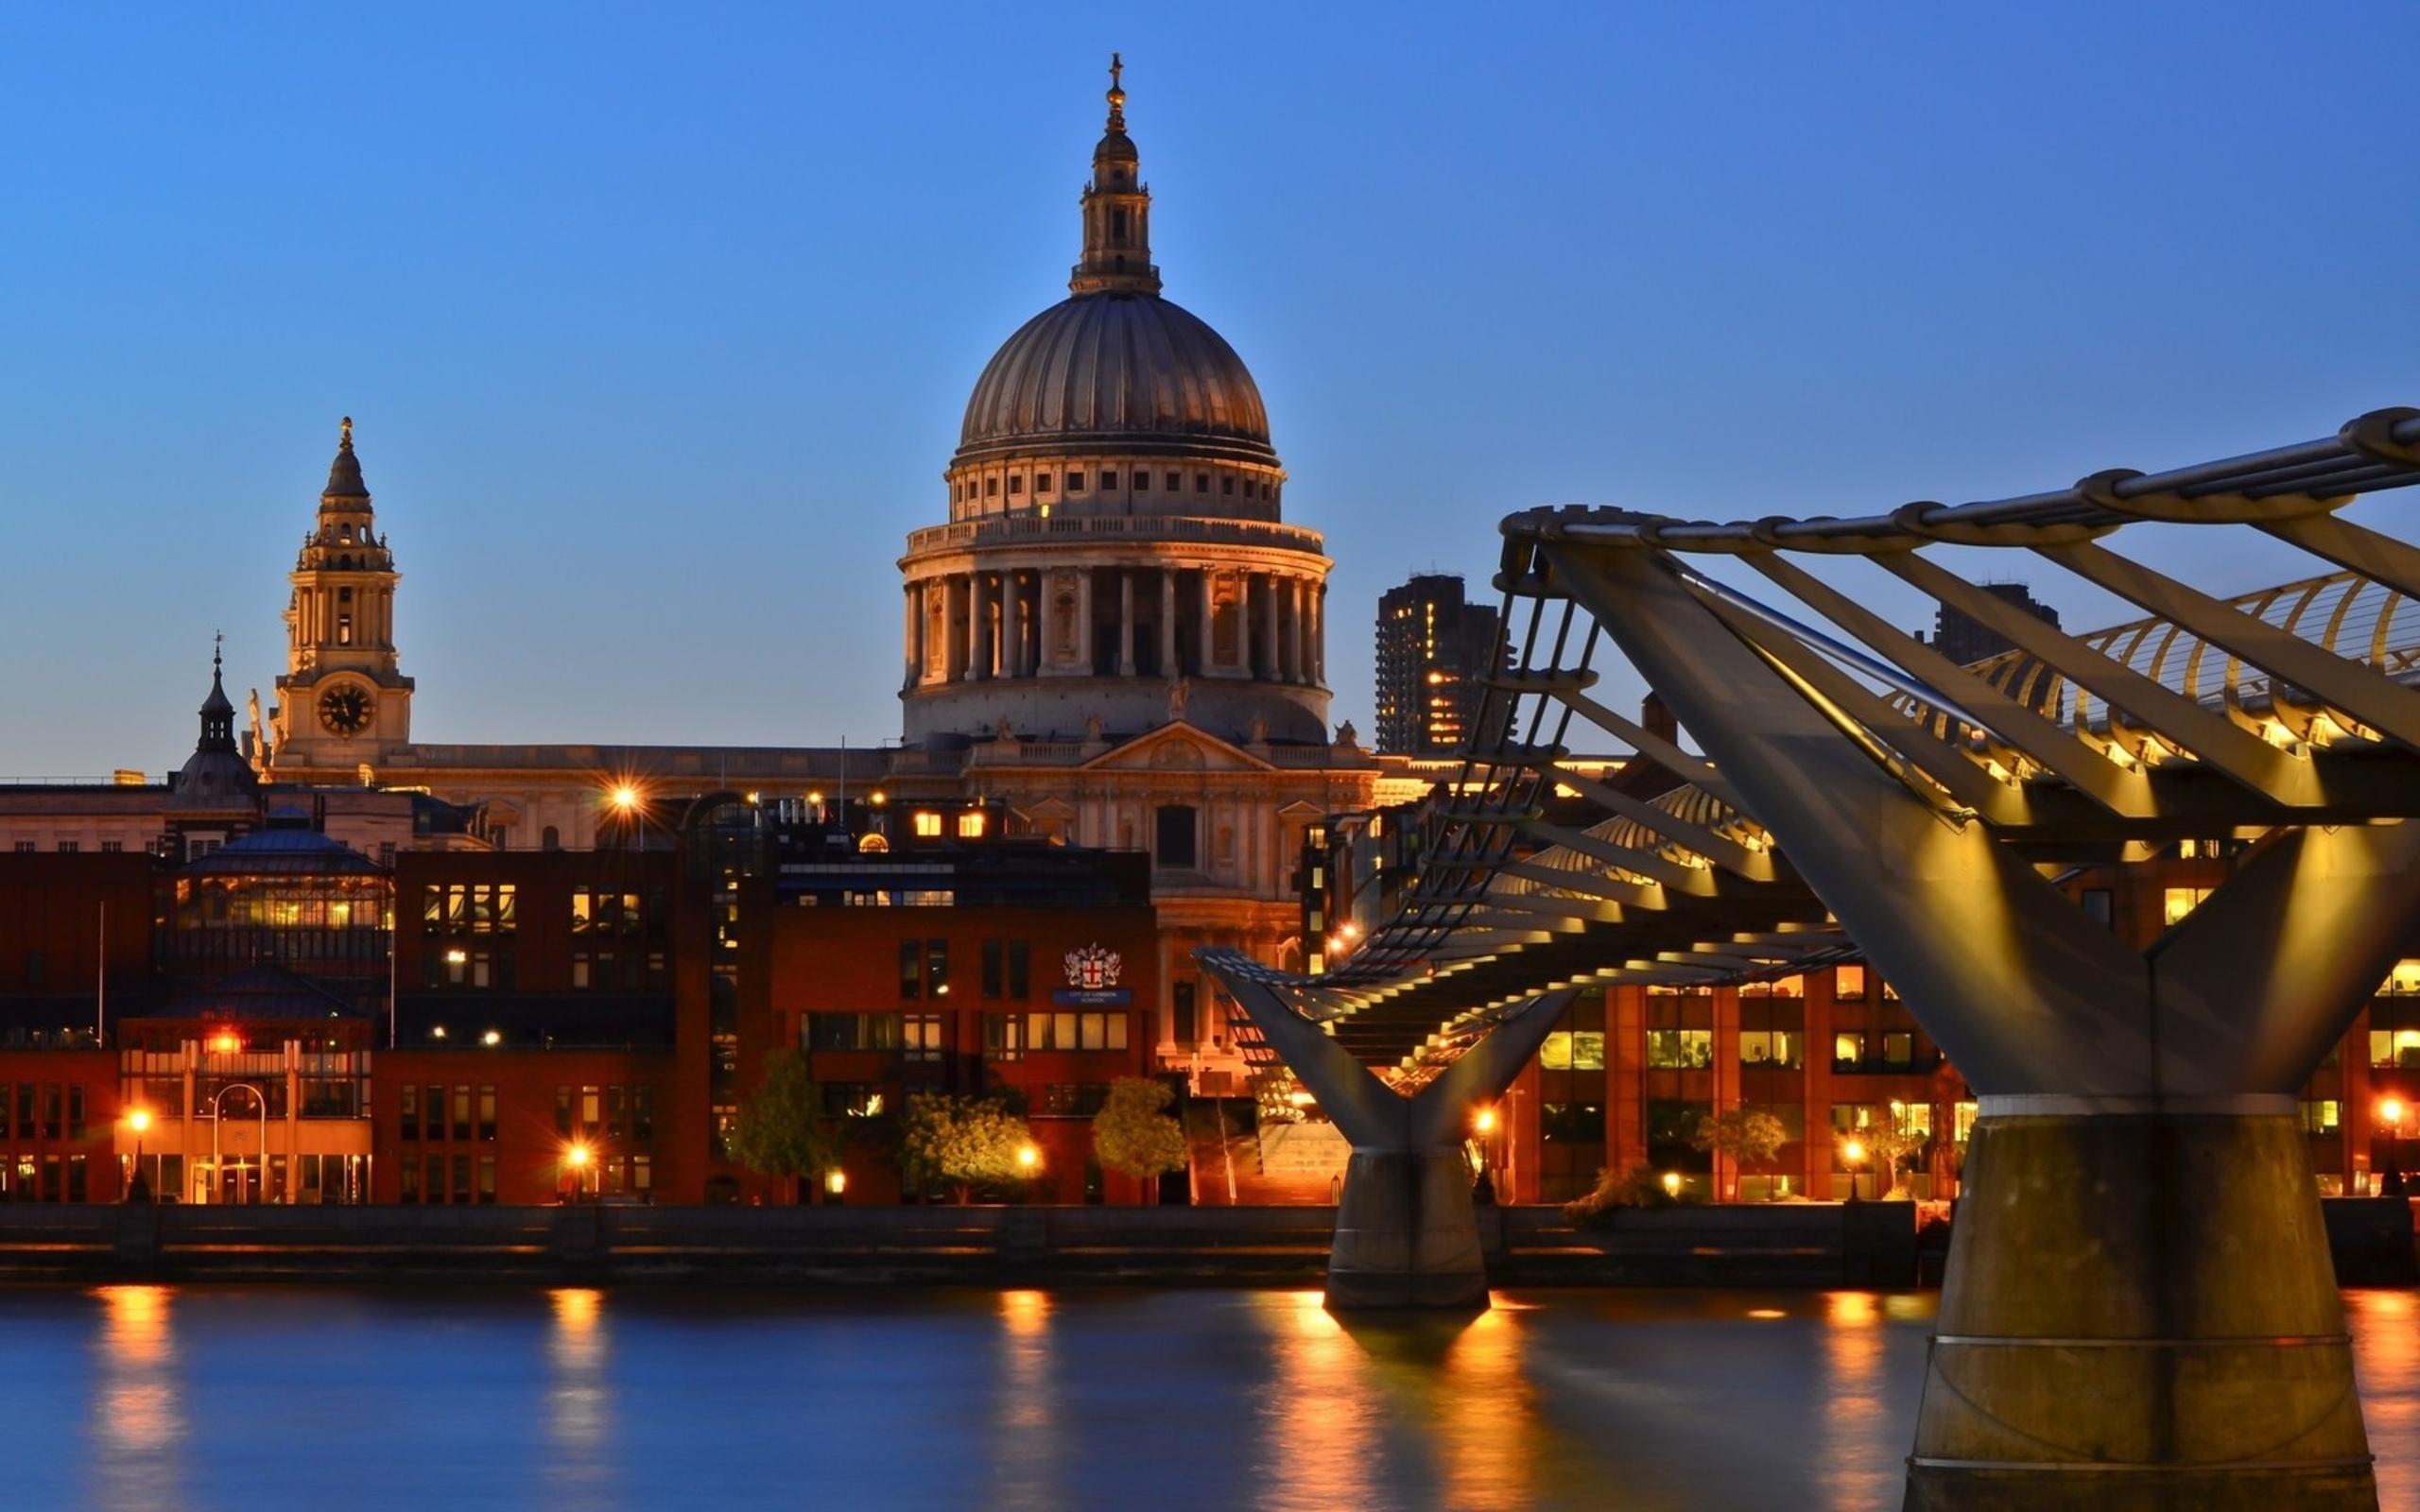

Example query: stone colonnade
[905,563,1325,690]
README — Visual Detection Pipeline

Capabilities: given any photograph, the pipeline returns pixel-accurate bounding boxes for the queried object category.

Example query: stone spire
[176,634,257,799]
[1069,52,1161,297]
[199,633,236,749]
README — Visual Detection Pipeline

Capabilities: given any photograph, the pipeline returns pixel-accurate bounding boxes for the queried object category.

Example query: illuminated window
[2382,960,2420,996]
[2300,1100,2341,1133]
[1645,1029,1711,1069]
[1834,965,1867,1000]
[913,812,942,838]
[1017,1011,1130,1051]
[1834,1033,1865,1067]
[2370,1029,2420,1069]
[904,1014,944,1062]
[1738,1031,1805,1069]
[2163,887,2212,926]
[1540,1031,1606,1071]
[958,812,987,838]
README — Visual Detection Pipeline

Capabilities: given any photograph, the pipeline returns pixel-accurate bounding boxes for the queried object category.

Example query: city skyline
[2,6,2413,775]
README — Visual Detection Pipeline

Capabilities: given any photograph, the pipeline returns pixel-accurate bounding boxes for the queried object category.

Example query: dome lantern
[1070,52,1159,298]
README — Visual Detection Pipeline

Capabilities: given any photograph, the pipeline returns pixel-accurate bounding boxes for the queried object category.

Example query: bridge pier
[1328,1150,1490,1309]
[1201,957,1571,1311]
[1909,1105,2372,1510]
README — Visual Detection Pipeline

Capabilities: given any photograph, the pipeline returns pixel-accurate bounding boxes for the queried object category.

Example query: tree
[1693,1108,1789,1202]
[1091,1077,1188,1190]
[1839,1107,1924,1199]
[723,1048,841,1204]
[900,1091,1035,1204]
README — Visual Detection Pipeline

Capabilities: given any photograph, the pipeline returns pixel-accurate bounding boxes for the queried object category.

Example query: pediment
[1080,722,1271,774]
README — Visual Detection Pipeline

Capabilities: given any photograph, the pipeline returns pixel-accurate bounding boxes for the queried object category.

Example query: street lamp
[1842,1138,1867,1204]
[125,1108,152,1203]
[565,1141,593,1203]
[2381,1096,2408,1197]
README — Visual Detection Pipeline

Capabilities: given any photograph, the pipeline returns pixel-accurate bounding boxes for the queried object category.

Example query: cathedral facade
[250,66,1381,1077]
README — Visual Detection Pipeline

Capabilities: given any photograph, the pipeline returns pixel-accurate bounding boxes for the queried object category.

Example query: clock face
[317,684,373,736]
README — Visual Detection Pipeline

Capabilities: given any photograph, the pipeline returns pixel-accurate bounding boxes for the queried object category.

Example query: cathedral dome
[954,293,1277,470]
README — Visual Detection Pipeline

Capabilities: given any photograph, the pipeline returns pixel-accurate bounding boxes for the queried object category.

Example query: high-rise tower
[268,419,413,773]
[1374,575,1505,756]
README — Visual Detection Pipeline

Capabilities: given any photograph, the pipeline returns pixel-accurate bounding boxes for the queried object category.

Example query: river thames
[5,1284,2414,1509]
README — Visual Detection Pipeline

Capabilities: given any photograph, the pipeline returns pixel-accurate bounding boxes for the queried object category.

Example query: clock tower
[268,419,414,775]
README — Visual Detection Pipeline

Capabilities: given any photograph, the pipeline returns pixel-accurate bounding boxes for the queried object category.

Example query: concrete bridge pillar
[1908,1105,2372,1510]
[1201,957,1572,1311]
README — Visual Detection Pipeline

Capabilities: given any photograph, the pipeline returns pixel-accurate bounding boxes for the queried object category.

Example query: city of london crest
[1065,943,1122,991]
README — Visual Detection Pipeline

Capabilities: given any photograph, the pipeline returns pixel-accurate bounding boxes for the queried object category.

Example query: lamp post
[210,1083,270,1205]
[565,1141,592,1203]
[125,1108,151,1203]
[2380,1096,2407,1197]
[1842,1138,1867,1204]
[1470,1107,1499,1205]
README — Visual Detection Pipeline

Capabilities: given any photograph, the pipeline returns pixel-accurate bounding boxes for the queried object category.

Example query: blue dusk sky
[0,6,2412,774]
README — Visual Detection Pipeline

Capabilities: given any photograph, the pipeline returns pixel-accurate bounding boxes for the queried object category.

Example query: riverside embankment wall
[0,1199,2406,1288]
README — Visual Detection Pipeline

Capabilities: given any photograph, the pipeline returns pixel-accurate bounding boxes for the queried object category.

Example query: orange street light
[126,1108,153,1203]
[1474,1107,1497,1135]
[1841,1138,1867,1204]
[1015,1143,1040,1173]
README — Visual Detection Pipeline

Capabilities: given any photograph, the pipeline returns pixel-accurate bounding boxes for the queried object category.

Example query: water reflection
[1819,1291,1892,1512]
[1434,1308,1536,1508]
[988,1289,1063,1510]
[1253,1291,1382,1512]
[544,1287,613,1500]
[90,1284,185,1510]
[2349,1291,2420,1510]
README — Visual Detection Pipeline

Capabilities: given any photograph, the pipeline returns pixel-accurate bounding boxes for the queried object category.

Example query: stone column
[1000,572,1023,679]
[1160,570,1178,679]
[1197,572,1215,677]
[1268,571,1287,677]
[943,576,966,682]
[903,582,922,689]
[968,573,991,680]
[1118,569,1137,677]
[1313,584,1327,684]
[1284,577,1305,683]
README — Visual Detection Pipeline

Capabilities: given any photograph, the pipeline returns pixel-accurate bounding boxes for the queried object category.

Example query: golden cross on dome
[339,416,354,448]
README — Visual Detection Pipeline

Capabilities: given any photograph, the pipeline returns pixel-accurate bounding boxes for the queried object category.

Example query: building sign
[1054,942,1132,1005]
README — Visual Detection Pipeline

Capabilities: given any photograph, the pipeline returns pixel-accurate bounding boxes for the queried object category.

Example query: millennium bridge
[1203,406,2420,1509]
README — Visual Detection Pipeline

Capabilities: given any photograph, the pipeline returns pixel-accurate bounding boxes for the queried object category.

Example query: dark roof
[181,826,385,878]
[144,965,369,1022]
[956,293,1277,470]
